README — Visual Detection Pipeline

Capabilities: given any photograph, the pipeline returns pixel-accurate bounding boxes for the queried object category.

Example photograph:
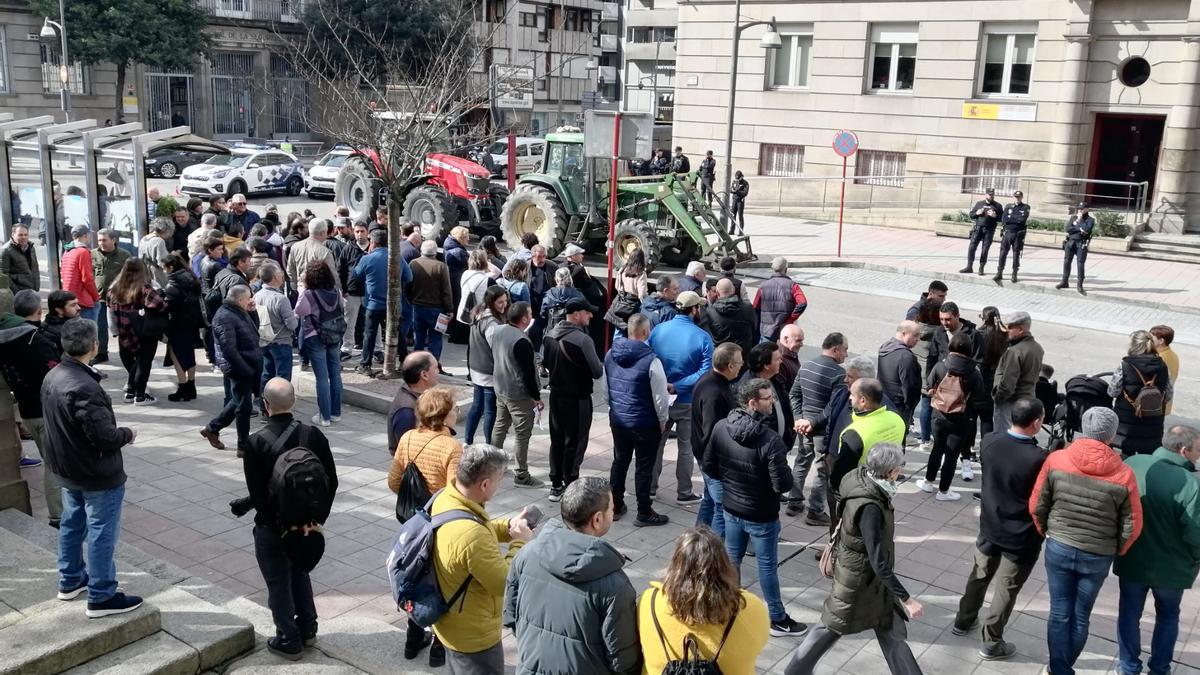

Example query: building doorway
[145,69,194,132]
[1087,113,1165,208]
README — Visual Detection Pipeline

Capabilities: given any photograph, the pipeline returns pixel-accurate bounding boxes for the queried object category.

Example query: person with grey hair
[408,237,454,361]
[91,227,130,362]
[785,443,925,675]
[1030,406,1142,675]
[504,476,639,674]
[61,224,101,321]
[138,217,171,287]
[285,217,338,295]
[41,318,143,618]
[226,193,260,233]
[1109,329,1172,456]
[1114,424,1200,675]
[678,260,706,294]
[0,289,64,520]
[201,284,262,453]
[753,257,808,342]
[991,311,1043,433]
[704,377,804,636]
[431,443,535,672]
[189,212,220,257]
[540,265,585,335]
[253,261,298,399]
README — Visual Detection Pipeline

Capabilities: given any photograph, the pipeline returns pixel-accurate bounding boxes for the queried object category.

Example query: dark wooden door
[1088,114,1165,207]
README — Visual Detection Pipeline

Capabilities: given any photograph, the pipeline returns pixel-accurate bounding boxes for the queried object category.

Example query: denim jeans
[209,375,255,448]
[79,305,99,322]
[304,339,343,421]
[261,343,294,393]
[58,484,125,603]
[464,385,496,444]
[253,526,317,646]
[1117,577,1184,675]
[917,395,933,443]
[696,472,725,540]
[360,307,386,367]
[95,301,110,356]
[413,306,444,359]
[724,511,784,621]
[1044,538,1114,675]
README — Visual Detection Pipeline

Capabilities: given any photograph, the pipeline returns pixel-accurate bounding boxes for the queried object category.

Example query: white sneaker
[960,459,975,481]
[330,415,341,423]
[936,489,962,502]
[915,478,935,493]
[918,441,932,452]
[311,414,331,427]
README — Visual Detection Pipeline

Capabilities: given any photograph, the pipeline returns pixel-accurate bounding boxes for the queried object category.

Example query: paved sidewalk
[740,214,1200,313]
[16,356,1200,674]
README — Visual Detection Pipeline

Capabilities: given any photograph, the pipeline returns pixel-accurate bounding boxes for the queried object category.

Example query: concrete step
[0,597,162,675]
[64,631,199,675]
[1127,244,1200,264]
[1136,232,1200,248]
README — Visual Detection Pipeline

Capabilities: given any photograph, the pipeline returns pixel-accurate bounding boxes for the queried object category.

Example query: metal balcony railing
[196,0,303,23]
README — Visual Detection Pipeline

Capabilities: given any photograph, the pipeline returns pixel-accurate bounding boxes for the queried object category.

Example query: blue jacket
[605,338,659,430]
[443,236,470,288]
[639,294,677,329]
[212,300,263,380]
[677,275,702,295]
[353,247,409,312]
[648,315,713,404]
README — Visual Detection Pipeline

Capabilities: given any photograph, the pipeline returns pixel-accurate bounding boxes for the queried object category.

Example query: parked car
[488,137,545,178]
[144,147,212,179]
[179,145,303,199]
[304,147,352,199]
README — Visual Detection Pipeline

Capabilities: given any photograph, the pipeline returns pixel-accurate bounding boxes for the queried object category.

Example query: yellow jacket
[431,481,524,653]
[389,428,461,494]
[1158,345,1180,414]
[637,582,768,675]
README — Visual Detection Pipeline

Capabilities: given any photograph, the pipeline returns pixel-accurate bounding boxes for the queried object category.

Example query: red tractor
[335,150,507,240]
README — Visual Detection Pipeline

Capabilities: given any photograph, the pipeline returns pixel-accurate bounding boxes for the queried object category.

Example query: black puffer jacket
[927,318,983,377]
[704,296,758,358]
[163,269,203,333]
[877,337,921,412]
[1112,353,1171,455]
[925,352,988,422]
[211,300,262,380]
[701,408,793,522]
[41,358,134,491]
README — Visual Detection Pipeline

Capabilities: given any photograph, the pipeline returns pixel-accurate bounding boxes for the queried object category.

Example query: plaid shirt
[109,285,165,350]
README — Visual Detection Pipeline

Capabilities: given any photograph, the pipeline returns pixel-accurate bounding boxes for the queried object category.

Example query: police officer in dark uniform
[993,190,1030,283]
[960,187,1003,276]
[698,150,717,206]
[1057,202,1095,292]
[729,170,749,235]
[671,146,691,174]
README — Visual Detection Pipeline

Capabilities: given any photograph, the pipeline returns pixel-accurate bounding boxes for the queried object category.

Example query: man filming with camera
[960,187,1003,276]
[1057,202,1095,293]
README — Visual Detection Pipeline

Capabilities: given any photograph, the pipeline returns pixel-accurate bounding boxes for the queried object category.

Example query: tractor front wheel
[335,157,384,222]
[614,218,662,271]
[660,235,701,269]
[500,184,569,257]
[403,185,458,242]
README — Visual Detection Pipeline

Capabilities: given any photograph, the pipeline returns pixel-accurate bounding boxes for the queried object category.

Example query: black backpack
[309,291,347,346]
[266,421,333,528]
[394,435,437,523]
[650,588,737,675]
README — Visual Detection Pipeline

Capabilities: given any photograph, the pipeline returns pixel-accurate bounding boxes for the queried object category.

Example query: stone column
[1046,30,1093,210]
[0,286,32,516]
[1149,19,1200,233]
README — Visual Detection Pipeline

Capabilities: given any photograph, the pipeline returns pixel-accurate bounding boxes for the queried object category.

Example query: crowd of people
[1,194,1198,675]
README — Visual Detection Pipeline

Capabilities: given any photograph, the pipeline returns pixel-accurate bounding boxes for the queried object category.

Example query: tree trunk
[114,61,126,125]
[381,186,405,377]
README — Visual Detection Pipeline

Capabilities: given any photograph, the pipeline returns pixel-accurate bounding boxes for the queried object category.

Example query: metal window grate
[760,144,805,177]
[211,53,256,135]
[854,150,906,187]
[271,55,309,134]
[0,29,9,93]
[211,52,255,77]
[40,44,87,94]
[962,158,1021,195]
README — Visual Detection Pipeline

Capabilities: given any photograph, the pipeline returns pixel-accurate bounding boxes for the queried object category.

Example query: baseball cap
[69,223,91,239]
[564,297,597,314]
[676,291,706,309]
[265,203,278,213]
[563,244,585,257]
[985,187,995,195]
[1076,202,1089,209]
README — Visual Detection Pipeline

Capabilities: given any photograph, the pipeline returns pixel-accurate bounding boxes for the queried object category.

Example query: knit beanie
[1079,407,1119,443]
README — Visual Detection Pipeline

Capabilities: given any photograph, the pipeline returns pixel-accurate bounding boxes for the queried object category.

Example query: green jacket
[822,467,899,635]
[92,246,131,298]
[1114,448,1200,589]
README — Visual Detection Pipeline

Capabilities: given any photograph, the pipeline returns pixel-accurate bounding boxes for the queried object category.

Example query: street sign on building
[491,65,534,110]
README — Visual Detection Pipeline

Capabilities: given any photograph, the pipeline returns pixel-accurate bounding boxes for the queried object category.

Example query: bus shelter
[0,115,227,290]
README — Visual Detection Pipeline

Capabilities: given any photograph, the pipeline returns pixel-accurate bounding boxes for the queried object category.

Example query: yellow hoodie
[430,481,524,653]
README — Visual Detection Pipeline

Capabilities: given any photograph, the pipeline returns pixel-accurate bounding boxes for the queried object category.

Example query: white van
[488,137,546,178]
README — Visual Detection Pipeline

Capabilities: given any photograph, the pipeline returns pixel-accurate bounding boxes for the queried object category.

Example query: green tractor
[499,129,755,269]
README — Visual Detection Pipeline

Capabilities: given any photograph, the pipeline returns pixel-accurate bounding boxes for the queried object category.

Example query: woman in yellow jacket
[639,527,769,675]
[388,386,463,666]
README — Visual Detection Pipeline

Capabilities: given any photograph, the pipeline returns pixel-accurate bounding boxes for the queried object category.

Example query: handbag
[819,522,841,579]
[395,435,438,523]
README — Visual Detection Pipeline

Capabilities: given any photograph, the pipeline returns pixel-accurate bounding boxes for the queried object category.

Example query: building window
[767,27,812,89]
[980,25,1035,96]
[0,28,9,94]
[854,150,906,187]
[486,0,505,23]
[40,44,88,95]
[271,55,309,135]
[760,144,805,177]
[962,157,1020,195]
[520,11,538,27]
[627,27,674,43]
[869,24,917,92]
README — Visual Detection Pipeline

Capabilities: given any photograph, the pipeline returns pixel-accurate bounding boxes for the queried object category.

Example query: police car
[304,146,352,199]
[179,143,304,199]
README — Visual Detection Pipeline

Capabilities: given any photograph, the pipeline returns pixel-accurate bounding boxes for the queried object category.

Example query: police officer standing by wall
[960,187,1003,276]
[729,171,750,236]
[993,190,1030,284]
[1057,202,1095,293]
[699,151,717,207]
[671,146,691,174]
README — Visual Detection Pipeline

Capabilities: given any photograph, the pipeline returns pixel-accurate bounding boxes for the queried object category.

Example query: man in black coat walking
[705,278,758,361]
[690,343,743,538]
[201,285,263,453]
[877,321,923,438]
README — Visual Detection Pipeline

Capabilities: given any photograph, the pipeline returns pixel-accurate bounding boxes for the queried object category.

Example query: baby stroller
[1047,372,1113,450]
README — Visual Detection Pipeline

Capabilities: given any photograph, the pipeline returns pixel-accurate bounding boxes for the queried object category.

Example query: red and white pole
[837,156,847,258]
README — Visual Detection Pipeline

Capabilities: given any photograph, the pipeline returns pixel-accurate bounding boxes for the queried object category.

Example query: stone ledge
[63,631,199,675]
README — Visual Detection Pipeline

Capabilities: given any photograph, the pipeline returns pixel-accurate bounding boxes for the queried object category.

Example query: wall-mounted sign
[962,102,1037,122]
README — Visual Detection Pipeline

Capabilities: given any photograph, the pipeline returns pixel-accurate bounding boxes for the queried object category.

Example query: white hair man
[753,257,808,342]
[285,218,339,294]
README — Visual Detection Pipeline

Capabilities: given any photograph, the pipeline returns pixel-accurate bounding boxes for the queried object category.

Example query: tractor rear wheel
[614,218,662,271]
[660,235,701,269]
[335,157,384,222]
[500,184,569,257]
[404,185,458,242]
